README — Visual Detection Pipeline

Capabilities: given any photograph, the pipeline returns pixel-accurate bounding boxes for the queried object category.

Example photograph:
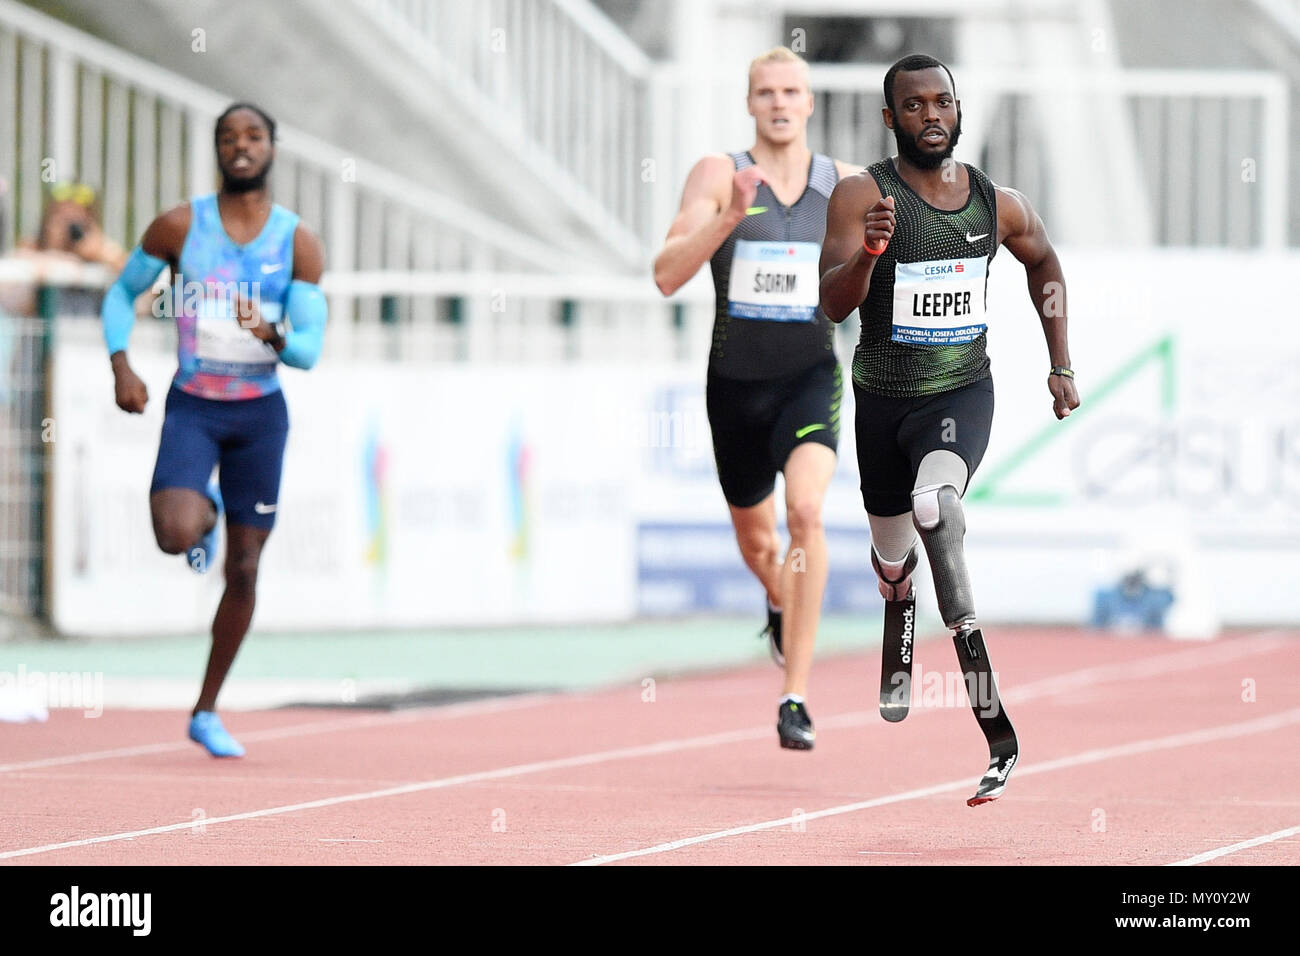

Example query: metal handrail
[0,0,577,276]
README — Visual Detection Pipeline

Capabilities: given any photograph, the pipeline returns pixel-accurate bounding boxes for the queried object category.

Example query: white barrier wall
[49,250,1300,635]
[970,249,1300,628]
[50,356,637,634]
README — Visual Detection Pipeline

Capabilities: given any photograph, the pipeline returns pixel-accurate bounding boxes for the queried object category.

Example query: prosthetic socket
[911,483,977,632]
[871,542,918,602]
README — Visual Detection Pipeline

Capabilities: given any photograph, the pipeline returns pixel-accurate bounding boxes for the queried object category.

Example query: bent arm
[818,174,881,323]
[653,156,738,296]
[279,225,327,370]
[999,187,1069,369]
[102,206,189,366]
[999,186,1078,418]
[102,249,166,363]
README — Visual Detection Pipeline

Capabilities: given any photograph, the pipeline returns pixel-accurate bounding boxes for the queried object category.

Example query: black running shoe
[777,699,815,750]
[761,604,784,667]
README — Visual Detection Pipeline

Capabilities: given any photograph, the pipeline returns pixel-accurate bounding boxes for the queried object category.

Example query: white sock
[778,693,804,706]
[768,597,783,614]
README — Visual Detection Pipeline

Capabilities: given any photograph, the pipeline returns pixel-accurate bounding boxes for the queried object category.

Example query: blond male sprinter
[654,48,859,749]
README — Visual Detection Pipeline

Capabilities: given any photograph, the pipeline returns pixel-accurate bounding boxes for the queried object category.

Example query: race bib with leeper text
[891,256,988,346]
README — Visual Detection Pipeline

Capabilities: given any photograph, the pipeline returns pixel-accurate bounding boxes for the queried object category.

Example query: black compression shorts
[706,358,842,509]
[853,376,994,516]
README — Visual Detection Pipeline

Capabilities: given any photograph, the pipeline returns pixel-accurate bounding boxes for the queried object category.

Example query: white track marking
[993,631,1287,704]
[0,724,775,859]
[1,631,1274,776]
[7,703,1298,863]
[2,631,1282,777]
[818,629,1287,726]
[570,706,1300,865]
[0,633,1290,860]
[0,692,556,774]
[1167,825,1300,866]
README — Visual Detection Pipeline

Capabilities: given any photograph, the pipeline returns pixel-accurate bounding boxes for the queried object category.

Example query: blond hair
[747,47,810,93]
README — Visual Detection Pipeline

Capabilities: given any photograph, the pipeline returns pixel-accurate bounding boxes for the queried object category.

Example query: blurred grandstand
[1,0,1297,647]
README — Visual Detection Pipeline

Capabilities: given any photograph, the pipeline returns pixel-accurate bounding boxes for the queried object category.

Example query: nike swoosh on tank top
[707,151,839,381]
[172,193,298,401]
[853,158,998,398]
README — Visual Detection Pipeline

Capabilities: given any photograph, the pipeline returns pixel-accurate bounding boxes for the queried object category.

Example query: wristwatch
[268,321,287,352]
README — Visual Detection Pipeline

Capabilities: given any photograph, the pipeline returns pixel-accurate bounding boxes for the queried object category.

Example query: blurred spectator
[33,182,128,267]
[0,181,129,318]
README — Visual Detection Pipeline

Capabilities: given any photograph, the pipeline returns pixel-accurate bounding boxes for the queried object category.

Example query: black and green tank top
[852,158,998,397]
[707,151,839,381]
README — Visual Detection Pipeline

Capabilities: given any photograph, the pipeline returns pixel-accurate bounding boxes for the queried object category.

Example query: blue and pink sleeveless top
[173,193,297,400]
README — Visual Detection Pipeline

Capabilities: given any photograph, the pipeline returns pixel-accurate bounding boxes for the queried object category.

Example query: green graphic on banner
[968,335,1176,507]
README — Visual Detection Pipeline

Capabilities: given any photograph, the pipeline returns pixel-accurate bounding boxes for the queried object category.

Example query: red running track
[1,628,1297,866]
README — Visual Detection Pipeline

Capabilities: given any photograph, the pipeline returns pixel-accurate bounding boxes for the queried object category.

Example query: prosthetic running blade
[879,588,916,722]
[952,627,1019,806]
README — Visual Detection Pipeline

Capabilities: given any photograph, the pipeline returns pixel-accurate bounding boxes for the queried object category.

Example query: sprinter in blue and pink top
[101,103,327,758]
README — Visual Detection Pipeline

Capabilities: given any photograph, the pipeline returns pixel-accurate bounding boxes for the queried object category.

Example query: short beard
[894,108,962,170]
[220,160,272,194]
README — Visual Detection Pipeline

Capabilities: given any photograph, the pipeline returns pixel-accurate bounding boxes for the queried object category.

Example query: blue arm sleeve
[102,246,166,356]
[279,280,327,370]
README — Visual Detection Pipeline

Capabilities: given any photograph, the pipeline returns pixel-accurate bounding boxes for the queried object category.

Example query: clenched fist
[113,365,148,414]
[863,195,895,254]
[1048,373,1080,421]
[728,165,767,219]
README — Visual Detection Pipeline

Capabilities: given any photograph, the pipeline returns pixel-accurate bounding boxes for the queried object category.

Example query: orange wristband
[863,238,888,256]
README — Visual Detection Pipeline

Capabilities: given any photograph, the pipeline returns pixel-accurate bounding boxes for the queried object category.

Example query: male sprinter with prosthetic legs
[655,48,859,749]
[102,103,327,757]
[819,55,1079,801]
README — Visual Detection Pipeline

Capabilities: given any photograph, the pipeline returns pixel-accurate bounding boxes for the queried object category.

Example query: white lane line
[0,632,1289,859]
[569,706,1300,865]
[1,630,1283,777]
[992,631,1288,703]
[1167,825,1300,866]
[0,692,556,774]
[0,724,774,860]
[816,629,1287,724]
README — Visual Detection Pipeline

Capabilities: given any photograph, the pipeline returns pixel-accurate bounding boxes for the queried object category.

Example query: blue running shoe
[188,476,222,574]
[188,710,245,758]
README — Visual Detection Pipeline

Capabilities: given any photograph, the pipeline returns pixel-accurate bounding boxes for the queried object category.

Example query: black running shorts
[705,358,842,509]
[853,376,994,516]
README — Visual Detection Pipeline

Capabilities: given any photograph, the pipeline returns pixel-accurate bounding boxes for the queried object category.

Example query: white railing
[654,63,1289,250]
[2,257,857,379]
[0,257,721,365]
[0,307,49,617]
[1,0,1290,289]
[349,0,655,266]
[317,267,715,363]
[0,0,581,297]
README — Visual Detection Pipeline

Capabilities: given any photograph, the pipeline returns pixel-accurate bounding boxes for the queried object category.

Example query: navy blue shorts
[150,385,290,530]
